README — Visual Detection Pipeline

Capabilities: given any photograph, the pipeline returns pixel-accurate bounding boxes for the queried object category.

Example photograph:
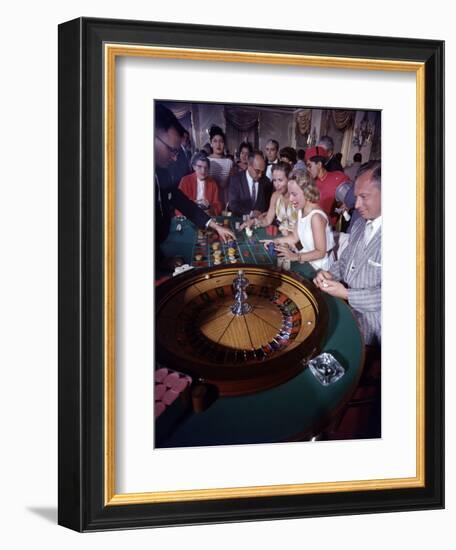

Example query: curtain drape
[294,109,311,135]
[168,103,191,119]
[332,110,354,131]
[224,107,259,155]
[224,107,259,131]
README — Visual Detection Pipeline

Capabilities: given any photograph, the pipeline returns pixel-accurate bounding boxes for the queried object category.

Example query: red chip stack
[154,367,192,419]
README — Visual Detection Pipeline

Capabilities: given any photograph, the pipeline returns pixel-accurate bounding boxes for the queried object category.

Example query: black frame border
[58,17,444,532]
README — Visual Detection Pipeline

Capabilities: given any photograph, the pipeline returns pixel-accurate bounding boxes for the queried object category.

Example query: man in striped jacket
[313,161,381,346]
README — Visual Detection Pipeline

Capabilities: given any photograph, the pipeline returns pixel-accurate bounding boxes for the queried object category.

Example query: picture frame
[58,17,444,531]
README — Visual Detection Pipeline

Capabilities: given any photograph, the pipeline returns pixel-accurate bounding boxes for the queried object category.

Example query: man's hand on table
[313,270,348,300]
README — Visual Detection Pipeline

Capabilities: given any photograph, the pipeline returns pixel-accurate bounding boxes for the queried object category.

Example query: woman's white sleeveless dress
[297,209,334,270]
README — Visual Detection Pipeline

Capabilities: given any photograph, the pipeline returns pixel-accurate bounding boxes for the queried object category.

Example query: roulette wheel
[156,265,328,396]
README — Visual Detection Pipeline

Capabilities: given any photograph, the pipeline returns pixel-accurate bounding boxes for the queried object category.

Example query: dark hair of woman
[209,125,226,142]
[279,146,297,165]
[271,161,292,178]
[238,141,253,154]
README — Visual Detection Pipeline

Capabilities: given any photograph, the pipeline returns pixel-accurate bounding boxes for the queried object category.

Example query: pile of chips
[154,367,192,418]
[212,242,222,265]
[227,239,237,263]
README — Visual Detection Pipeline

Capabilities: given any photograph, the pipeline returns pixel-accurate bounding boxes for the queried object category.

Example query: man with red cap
[305,145,350,226]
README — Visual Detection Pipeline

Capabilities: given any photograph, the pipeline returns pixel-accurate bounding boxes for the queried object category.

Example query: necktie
[364,220,374,246]
[251,181,257,207]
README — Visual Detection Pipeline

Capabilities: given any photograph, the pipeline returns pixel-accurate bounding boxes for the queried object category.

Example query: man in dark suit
[317,135,344,172]
[155,104,234,267]
[228,151,272,217]
[169,130,192,186]
[264,139,279,181]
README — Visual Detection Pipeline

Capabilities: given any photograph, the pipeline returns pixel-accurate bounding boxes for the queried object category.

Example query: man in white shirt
[317,135,343,172]
[264,139,280,181]
[228,152,272,217]
[314,161,382,345]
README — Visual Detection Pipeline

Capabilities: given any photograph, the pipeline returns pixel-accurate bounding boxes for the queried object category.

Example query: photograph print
[153,99,381,449]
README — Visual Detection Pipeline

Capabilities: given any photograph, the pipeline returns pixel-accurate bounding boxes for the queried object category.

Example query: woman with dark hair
[304,145,350,226]
[273,170,334,271]
[207,125,233,207]
[240,162,297,235]
[235,141,253,172]
[279,146,297,166]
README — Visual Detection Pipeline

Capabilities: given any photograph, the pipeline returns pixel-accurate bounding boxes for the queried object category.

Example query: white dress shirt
[364,216,382,246]
[266,158,278,181]
[349,216,382,272]
[245,171,257,204]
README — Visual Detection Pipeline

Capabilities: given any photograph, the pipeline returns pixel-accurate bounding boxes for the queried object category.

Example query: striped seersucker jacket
[330,217,381,345]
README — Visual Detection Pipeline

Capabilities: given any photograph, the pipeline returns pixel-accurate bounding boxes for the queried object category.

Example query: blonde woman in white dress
[273,170,334,270]
[207,125,233,208]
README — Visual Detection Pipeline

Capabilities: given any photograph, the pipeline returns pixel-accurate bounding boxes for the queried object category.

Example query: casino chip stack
[227,240,237,263]
[211,242,222,265]
[154,367,192,444]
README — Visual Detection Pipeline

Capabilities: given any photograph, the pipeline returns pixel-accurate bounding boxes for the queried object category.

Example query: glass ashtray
[307,353,345,386]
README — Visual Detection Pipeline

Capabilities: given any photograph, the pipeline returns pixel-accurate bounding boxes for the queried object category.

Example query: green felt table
[157,216,364,447]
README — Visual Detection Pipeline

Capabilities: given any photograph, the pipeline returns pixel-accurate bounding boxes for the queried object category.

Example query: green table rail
[157,217,364,447]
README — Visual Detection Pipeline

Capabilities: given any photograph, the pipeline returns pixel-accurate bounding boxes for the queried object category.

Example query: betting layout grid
[190,217,275,268]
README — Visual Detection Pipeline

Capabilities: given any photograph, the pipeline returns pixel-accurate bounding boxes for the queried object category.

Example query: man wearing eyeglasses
[155,104,234,269]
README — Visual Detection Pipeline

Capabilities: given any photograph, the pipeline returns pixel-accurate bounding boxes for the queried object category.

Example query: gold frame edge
[104,44,426,506]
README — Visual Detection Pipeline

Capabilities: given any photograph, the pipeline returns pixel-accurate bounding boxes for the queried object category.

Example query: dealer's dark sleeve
[261,176,273,211]
[228,174,243,216]
[171,187,210,228]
